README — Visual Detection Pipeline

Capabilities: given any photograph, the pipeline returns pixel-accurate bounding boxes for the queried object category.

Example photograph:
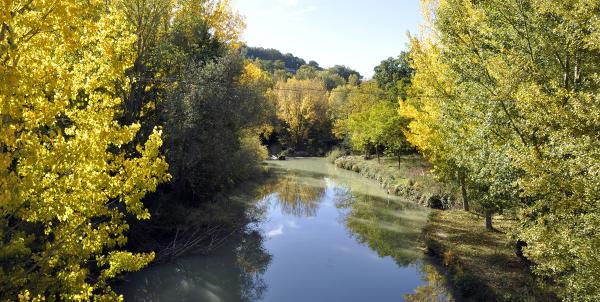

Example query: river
[117,158,448,301]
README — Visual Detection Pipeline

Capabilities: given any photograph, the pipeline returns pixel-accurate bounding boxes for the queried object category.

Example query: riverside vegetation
[333,154,559,301]
[1,0,599,301]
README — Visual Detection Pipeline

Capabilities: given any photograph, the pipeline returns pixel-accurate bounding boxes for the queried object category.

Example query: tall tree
[407,0,600,299]
[164,55,271,198]
[330,82,385,143]
[347,101,404,163]
[274,78,329,150]
[0,1,169,300]
[374,52,414,100]
[120,0,244,129]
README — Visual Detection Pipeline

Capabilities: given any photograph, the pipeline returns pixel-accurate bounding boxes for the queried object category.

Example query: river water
[118,158,445,302]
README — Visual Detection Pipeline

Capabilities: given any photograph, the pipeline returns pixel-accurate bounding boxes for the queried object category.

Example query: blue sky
[231,0,423,78]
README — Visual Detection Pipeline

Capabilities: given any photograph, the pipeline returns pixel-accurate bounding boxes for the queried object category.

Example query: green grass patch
[423,210,558,302]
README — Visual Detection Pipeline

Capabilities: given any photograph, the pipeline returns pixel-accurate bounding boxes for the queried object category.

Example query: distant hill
[241,46,362,83]
[241,46,308,72]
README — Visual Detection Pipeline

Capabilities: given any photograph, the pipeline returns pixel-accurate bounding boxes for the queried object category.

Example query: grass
[334,155,457,209]
[423,210,558,302]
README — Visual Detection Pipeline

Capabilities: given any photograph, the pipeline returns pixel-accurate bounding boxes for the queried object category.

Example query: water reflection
[404,264,454,302]
[258,167,327,217]
[338,191,428,266]
[117,229,272,302]
[120,159,444,302]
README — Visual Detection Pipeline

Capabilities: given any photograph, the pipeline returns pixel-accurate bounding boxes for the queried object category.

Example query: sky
[231,0,423,78]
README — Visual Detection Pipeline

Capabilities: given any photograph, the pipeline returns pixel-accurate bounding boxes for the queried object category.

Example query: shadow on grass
[420,210,559,302]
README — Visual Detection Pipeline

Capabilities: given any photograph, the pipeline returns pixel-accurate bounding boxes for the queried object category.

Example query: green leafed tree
[374,51,414,100]
[405,0,600,299]
[164,55,271,198]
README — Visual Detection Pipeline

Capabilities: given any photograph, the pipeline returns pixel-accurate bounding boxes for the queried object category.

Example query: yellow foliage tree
[274,78,328,149]
[329,81,383,140]
[407,0,600,299]
[0,1,169,300]
[174,0,245,48]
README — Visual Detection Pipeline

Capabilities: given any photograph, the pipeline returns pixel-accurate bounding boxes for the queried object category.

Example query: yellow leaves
[0,0,169,300]
[174,0,245,48]
[273,78,328,147]
[202,0,245,47]
[99,251,155,281]
[240,61,270,86]
[411,0,600,299]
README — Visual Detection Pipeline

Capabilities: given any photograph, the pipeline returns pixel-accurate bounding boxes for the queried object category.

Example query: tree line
[1,0,599,301]
[402,1,599,300]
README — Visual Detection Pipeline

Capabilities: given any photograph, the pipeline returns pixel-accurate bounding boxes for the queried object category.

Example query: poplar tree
[0,1,169,300]
[405,0,600,299]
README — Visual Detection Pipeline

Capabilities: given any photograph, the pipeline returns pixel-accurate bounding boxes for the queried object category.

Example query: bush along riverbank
[334,155,456,209]
[335,155,558,302]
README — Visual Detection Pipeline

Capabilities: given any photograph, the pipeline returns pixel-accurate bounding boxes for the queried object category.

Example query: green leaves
[406,0,600,299]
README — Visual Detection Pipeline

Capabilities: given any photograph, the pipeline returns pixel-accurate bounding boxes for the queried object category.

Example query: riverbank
[335,155,557,302]
[334,155,456,209]
[126,169,272,262]
[424,210,556,301]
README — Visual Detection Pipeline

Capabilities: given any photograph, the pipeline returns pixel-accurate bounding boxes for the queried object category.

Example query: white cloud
[334,245,352,253]
[266,224,284,237]
[287,220,300,229]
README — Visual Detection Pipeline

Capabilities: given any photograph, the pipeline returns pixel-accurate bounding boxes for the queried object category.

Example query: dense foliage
[164,56,271,198]
[373,52,414,100]
[274,78,330,152]
[331,74,411,164]
[241,46,307,71]
[402,0,600,300]
[0,1,170,300]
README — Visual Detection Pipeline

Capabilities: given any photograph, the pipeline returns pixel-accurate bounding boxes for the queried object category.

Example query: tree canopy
[242,46,307,71]
[0,1,170,300]
[403,0,600,299]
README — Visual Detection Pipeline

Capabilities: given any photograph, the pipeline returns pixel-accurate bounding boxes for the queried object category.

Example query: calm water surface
[118,158,441,302]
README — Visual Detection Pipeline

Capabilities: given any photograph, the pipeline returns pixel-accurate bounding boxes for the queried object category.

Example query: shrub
[326,148,345,163]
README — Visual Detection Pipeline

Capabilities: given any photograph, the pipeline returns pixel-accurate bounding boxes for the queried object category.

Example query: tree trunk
[375,145,380,164]
[485,211,493,231]
[397,152,401,169]
[458,171,470,212]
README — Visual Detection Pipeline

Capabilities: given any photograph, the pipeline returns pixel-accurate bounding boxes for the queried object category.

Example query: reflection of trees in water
[331,185,354,209]
[260,169,327,217]
[339,191,427,267]
[237,230,272,301]
[119,229,272,302]
[404,264,454,302]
